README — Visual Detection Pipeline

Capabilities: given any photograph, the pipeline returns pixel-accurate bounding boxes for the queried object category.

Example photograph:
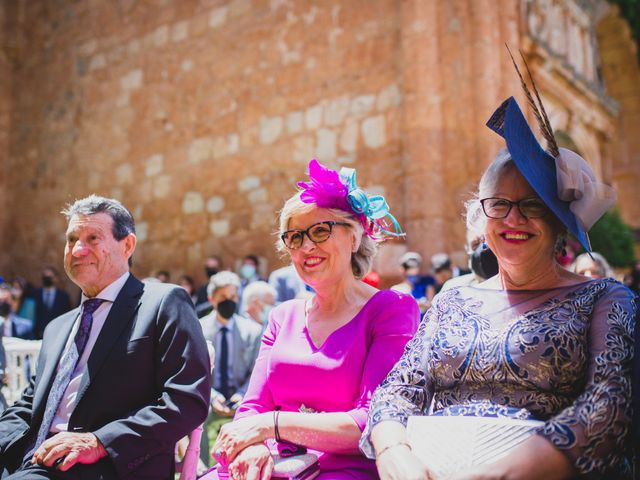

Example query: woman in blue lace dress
[361,95,637,480]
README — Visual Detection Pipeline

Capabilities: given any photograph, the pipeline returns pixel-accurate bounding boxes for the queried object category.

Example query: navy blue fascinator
[485,49,616,253]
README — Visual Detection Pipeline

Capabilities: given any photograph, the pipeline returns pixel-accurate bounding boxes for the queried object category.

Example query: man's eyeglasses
[281,221,351,250]
[480,197,548,219]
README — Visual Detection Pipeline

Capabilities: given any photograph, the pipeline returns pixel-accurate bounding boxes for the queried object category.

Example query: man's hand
[212,394,233,417]
[228,393,243,409]
[226,393,244,412]
[32,431,107,471]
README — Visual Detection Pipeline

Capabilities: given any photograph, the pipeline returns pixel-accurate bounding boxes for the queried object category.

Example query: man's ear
[123,233,137,261]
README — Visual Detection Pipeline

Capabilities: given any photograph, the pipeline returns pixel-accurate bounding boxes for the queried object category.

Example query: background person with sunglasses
[210,159,419,479]
[362,95,635,479]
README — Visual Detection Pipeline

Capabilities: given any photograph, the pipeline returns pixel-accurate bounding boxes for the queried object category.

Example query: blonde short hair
[277,192,377,279]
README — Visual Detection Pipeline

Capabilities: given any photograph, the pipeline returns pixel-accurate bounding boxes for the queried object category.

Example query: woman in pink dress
[211,160,420,479]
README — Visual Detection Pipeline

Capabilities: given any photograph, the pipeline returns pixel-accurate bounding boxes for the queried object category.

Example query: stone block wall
[0,2,13,275]
[1,0,638,290]
[1,0,416,288]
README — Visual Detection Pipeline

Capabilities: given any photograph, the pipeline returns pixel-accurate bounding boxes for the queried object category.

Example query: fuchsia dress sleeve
[235,289,419,478]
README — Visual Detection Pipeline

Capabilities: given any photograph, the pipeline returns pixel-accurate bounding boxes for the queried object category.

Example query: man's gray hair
[240,281,277,313]
[207,271,241,298]
[62,194,135,240]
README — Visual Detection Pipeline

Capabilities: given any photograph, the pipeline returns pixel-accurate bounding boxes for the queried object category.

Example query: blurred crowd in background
[2,246,639,344]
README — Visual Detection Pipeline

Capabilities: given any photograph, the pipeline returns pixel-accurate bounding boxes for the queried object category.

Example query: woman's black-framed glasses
[480,197,548,219]
[281,221,351,250]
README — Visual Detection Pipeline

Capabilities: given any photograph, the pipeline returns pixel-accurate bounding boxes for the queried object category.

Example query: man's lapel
[32,308,79,414]
[76,275,144,402]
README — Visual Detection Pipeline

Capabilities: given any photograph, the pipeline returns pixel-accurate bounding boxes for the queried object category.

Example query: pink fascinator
[297,159,405,240]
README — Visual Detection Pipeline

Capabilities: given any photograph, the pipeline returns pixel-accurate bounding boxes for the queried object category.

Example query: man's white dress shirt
[50,271,130,433]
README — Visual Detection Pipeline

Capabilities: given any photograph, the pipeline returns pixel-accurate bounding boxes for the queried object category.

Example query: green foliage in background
[609,0,640,61]
[588,209,636,267]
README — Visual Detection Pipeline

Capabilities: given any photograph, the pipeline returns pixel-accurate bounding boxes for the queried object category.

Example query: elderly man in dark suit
[0,195,211,479]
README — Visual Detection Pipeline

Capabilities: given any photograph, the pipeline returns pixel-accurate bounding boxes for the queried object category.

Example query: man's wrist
[91,433,108,459]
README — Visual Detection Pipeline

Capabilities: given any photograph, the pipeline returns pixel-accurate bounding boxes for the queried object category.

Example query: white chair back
[2,337,41,404]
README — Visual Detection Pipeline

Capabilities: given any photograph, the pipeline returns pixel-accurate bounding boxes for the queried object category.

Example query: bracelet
[376,441,411,458]
[274,407,282,442]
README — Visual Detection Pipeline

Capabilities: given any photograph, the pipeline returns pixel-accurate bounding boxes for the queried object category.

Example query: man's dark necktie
[219,326,229,399]
[44,289,54,310]
[27,298,105,456]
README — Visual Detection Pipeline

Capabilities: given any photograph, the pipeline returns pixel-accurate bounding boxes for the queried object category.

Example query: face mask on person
[470,243,499,280]
[240,264,256,280]
[217,299,237,319]
[42,275,54,287]
[0,301,11,317]
[205,267,219,278]
[260,304,274,325]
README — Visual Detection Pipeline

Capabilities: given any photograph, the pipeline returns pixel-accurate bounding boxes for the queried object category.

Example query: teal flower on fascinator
[297,159,405,240]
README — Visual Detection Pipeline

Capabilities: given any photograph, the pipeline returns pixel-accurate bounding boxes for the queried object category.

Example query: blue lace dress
[361,278,637,478]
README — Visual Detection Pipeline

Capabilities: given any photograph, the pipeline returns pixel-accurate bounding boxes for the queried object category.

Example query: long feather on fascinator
[505,44,559,157]
[485,47,618,254]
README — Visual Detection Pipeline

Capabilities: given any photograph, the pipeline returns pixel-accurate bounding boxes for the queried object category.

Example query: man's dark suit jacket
[34,288,72,339]
[8,315,34,340]
[0,275,211,479]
